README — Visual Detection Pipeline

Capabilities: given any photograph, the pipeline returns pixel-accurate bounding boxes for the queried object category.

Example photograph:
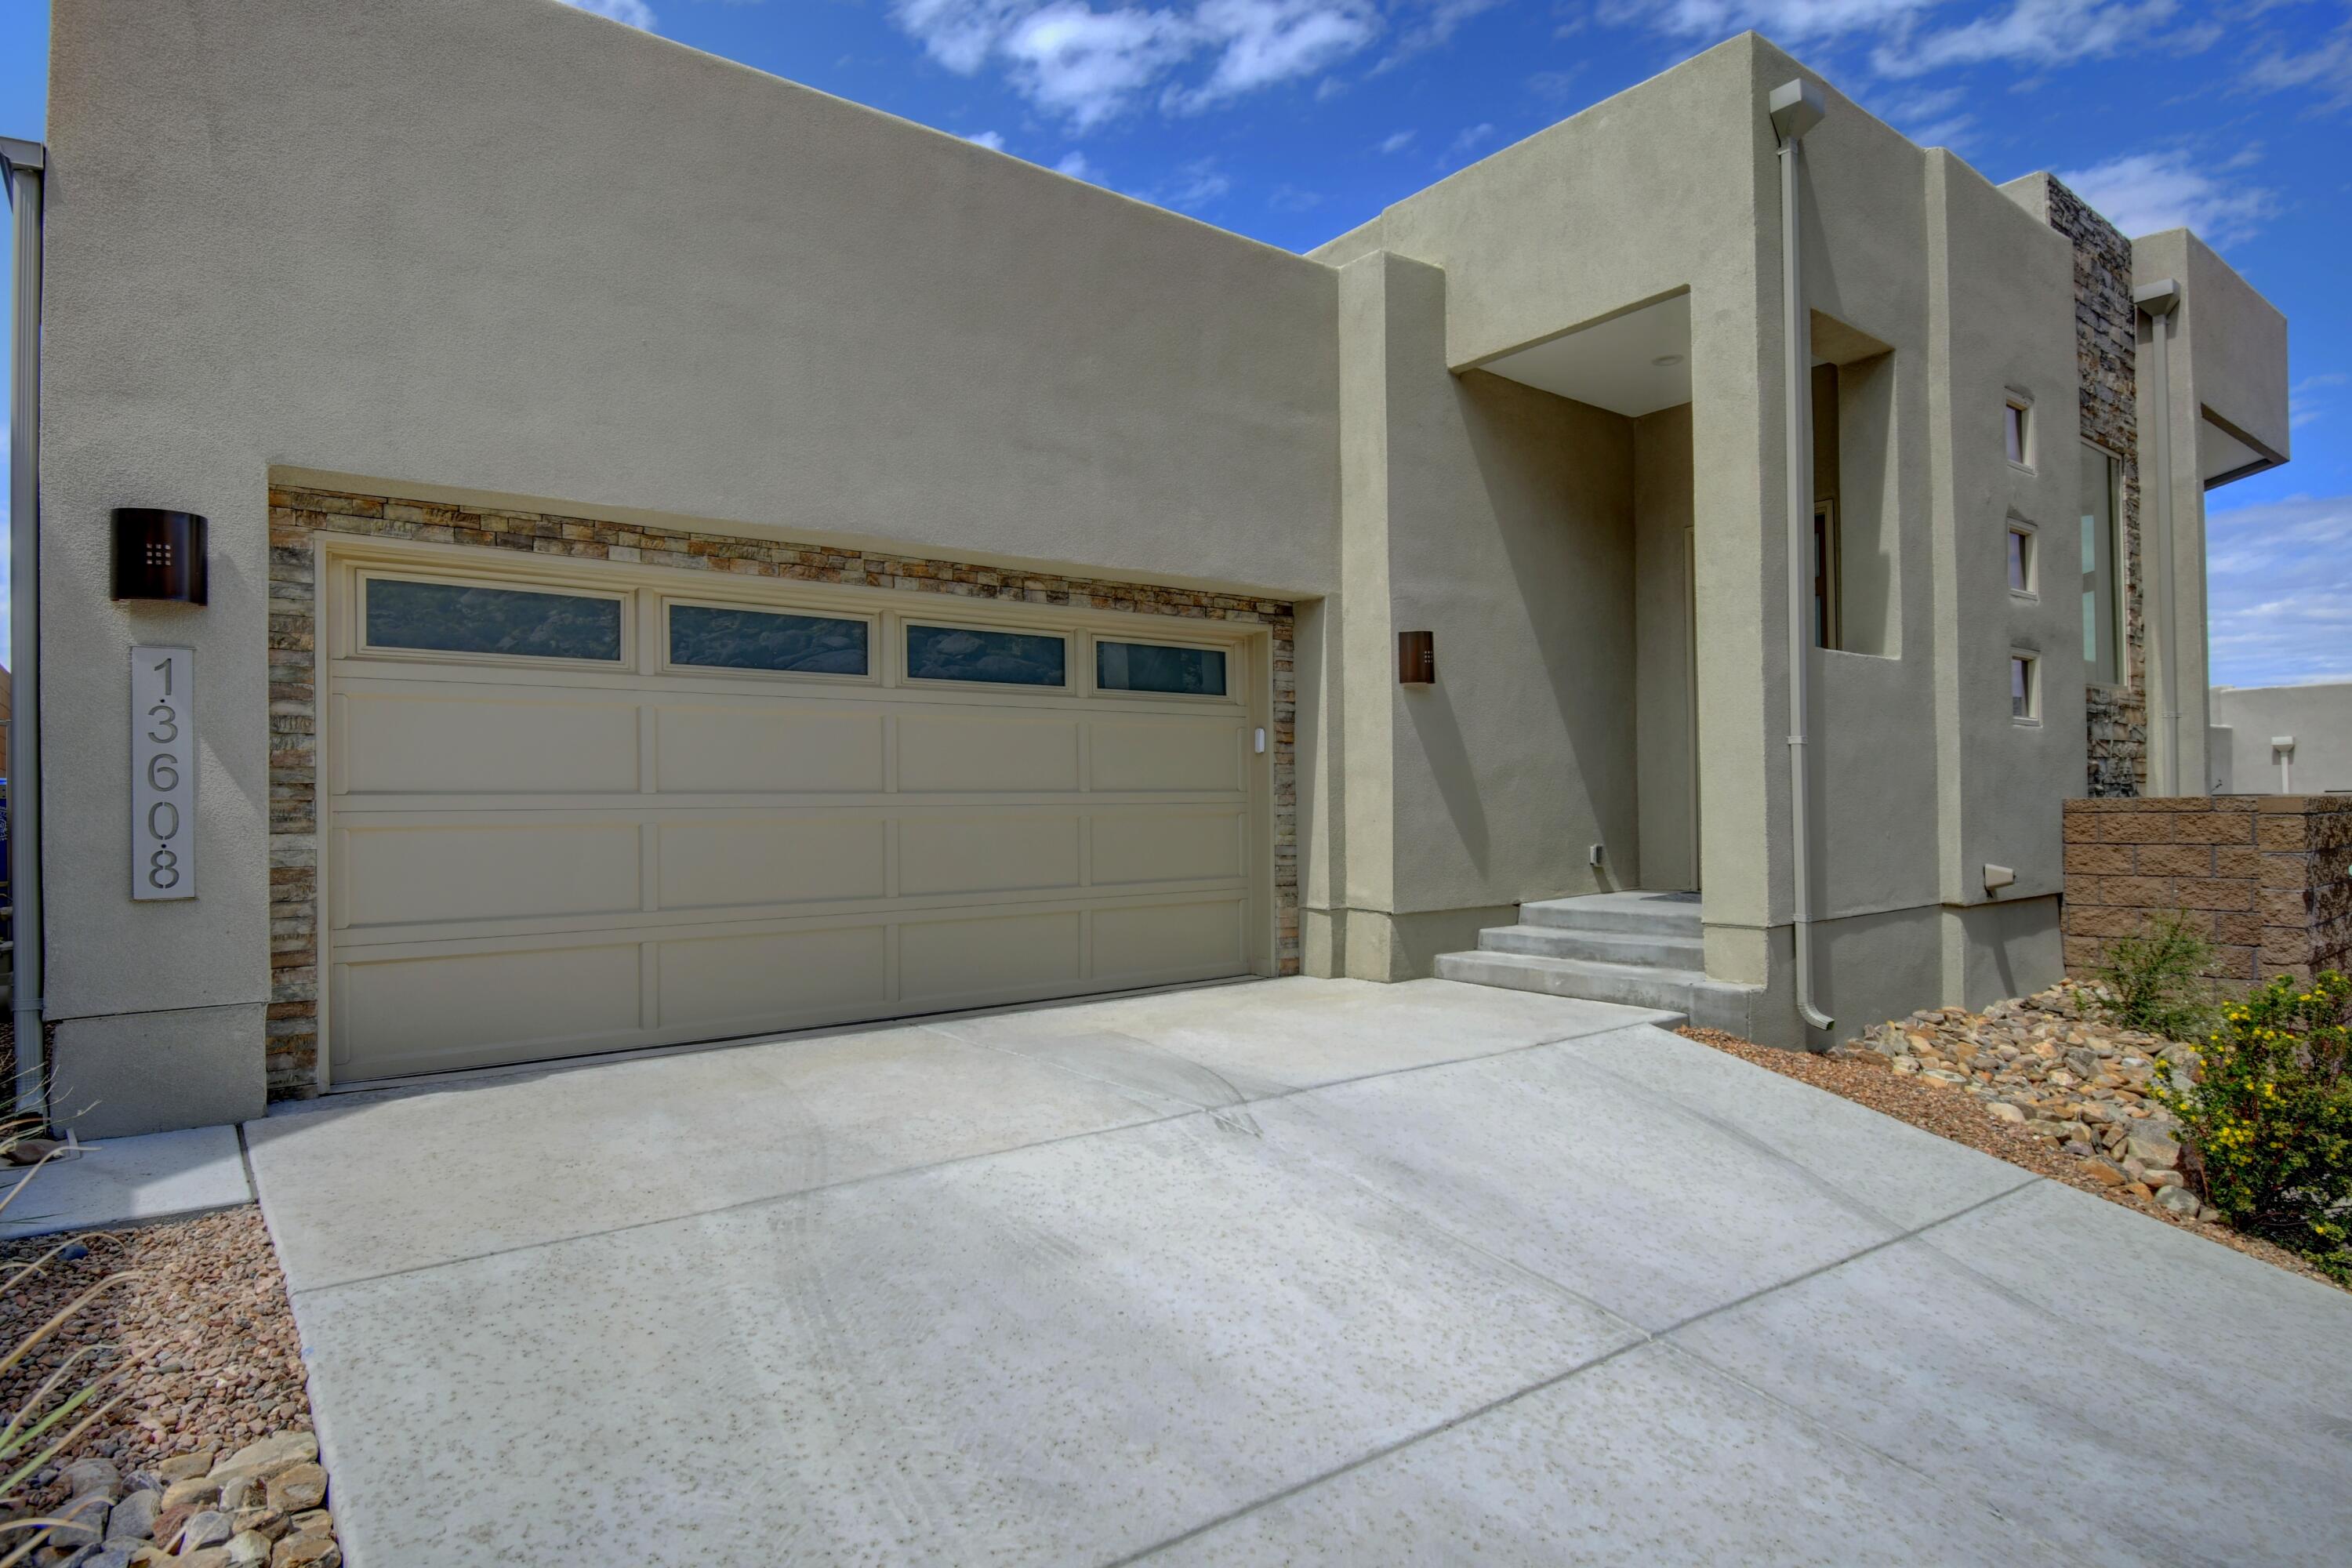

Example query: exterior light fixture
[111,509,209,604]
[1397,630,1435,684]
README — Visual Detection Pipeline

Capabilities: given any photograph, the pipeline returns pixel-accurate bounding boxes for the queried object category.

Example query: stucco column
[1690,281,1784,987]
[1326,252,1405,976]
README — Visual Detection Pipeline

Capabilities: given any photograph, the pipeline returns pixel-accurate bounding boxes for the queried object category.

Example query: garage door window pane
[365,579,622,661]
[1097,641,1226,695]
[670,604,869,675]
[906,625,1066,686]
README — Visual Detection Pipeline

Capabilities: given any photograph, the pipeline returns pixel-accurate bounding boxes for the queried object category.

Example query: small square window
[2007,526,2035,594]
[2005,400,2031,466]
[2010,653,2039,722]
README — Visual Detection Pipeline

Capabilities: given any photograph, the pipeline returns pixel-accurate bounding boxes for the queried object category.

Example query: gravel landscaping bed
[0,1207,342,1566]
[1679,993,2345,1292]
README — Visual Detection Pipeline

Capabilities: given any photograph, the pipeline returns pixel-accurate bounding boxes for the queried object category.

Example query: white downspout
[1769,80,1833,1035]
[2,138,45,1120]
[2135,279,2180,797]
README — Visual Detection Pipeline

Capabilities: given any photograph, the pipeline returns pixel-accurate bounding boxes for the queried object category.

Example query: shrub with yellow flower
[2151,970,2352,1279]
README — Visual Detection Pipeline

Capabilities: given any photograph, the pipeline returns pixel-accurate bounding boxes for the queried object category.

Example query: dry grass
[1676,1025,2345,1292]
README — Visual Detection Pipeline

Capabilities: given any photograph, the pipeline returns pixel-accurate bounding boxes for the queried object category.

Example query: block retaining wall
[2062,796,2352,989]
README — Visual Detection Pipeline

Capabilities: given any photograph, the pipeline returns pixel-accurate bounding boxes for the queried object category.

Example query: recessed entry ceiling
[1476,293,1692,418]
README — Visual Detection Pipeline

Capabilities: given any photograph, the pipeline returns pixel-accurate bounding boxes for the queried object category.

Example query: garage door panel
[900,911,1083,1004]
[334,944,643,1080]
[898,815,1081,898]
[324,555,1264,1083]
[657,818,887,910]
[337,822,643,930]
[898,714,1080,793]
[342,691,640,795]
[657,927,890,1033]
[1091,719,1243,793]
[1091,900,1247,983]
[1091,810,1246,887]
[655,706,885,794]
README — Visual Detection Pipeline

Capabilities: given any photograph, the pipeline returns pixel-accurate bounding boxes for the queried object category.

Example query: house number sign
[131,646,197,900]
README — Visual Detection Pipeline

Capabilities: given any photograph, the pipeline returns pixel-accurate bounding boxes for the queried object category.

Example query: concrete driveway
[245,978,2352,1566]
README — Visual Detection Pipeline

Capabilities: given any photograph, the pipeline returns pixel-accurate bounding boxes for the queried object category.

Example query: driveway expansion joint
[1109,1174,2046,1565]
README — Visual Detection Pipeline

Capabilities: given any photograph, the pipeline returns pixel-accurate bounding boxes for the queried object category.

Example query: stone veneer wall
[2039,178,2148,798]
[267,485,1301,1098]
[2061,797,2352,990]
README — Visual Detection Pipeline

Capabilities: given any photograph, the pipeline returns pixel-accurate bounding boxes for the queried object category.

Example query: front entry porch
[1436,891,1764,1036]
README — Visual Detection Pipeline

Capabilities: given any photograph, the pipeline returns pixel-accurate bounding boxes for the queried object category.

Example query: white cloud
[1171,1,1381,111]
[1872,0,2186,78]
[1903,112,1973,145]
[2055,147,2277,244]
[895,0,1034,73]
[1445,121,1497,160]
[1595,0,2212,78]
[1596,0,1935,43]
[964,129,1011,150]
[1153,157,1235,206]
[1054,148,1109,181]
[1526,67,1585,103]
[1870,81,1973,145]
[891,1,1387,128]
[1375,127,1417,151]
[1375,0,1508,72]
[560,0,659,29]
[1002,4,1200,130]
[2290,372,2347,430]
[2242,20,2352,113]
[2205,493,2352,686]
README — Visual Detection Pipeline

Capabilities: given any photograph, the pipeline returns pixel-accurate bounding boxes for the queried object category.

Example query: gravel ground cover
[0,1205,343,1565]
[1679,1007,2343,1291]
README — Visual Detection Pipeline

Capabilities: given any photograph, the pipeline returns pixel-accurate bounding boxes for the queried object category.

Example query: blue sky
[2,0,2348,682]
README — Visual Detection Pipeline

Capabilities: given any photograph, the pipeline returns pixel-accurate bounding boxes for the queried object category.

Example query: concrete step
[1518,891,1702,938]
[1477,924,1705,970]
[1432,949,1763,1036]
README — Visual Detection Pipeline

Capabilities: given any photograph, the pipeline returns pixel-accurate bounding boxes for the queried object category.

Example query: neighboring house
[2211,684,2352,794]
[9,1,2288,1136]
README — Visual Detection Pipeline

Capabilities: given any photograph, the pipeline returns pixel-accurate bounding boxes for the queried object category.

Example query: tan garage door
[319,544,1270,1083]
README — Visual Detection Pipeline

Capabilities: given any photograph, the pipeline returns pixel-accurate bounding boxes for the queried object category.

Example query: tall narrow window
[2011,653,2039,722]
[2005,398,2031,467]
[2007,524,2036,595]
[2079,445,2122,685]
[1812,499,1841,649]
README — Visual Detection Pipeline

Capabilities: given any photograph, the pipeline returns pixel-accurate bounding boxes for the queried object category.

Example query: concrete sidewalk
[0,1125,252,1240]
[245,978,2352,1566]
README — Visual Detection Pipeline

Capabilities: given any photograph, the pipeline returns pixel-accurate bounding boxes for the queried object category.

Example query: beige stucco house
[2211,683,2352,796]
[2,0,2290,1135]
